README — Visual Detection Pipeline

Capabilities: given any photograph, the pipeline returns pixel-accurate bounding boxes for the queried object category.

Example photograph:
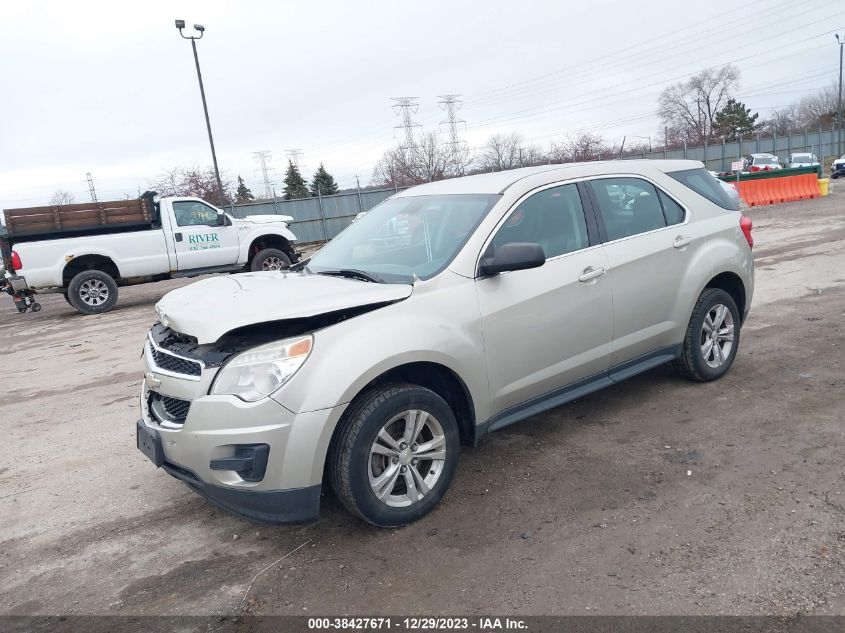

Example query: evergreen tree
[235,175,254,203]
[713,99,759,141]
[309,163,340,196]
[282,160,310,200]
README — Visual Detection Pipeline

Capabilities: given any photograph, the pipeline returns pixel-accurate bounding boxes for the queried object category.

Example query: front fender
[237,226,298,262]
[271,274,489,420]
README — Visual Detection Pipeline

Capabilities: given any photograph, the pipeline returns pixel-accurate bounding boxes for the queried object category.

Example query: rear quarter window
[667,168,738,211]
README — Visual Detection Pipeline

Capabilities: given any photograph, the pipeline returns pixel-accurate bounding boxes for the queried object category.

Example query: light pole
[175,19,225,206]
[837,34,844,158]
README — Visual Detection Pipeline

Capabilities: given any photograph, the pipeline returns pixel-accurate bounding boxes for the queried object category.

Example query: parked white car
[788,153,819,168]
[832,154,845,179]
[137,160,754,527]
[744,153,781,172]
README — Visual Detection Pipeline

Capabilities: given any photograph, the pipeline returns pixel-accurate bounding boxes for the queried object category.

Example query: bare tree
[478,133,523,171]
[758,105,800,136]
[371,133,465,187]
[565,130,608,161]
[658,64,740,144]
[49,190,75,205]
[795,83,839,128]
[149,166,233,205]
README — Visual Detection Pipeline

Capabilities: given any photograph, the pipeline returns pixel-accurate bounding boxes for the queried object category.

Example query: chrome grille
[146,340,202,378]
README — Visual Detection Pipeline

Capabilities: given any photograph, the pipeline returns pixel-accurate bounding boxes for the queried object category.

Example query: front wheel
[67,270,119,315]
[250,248,291,272]
[675,288,741,382]
[329,383,460,527]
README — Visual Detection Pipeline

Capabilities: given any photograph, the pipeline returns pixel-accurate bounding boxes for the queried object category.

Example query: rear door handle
[578,266,606,282]
[673,236,693,249]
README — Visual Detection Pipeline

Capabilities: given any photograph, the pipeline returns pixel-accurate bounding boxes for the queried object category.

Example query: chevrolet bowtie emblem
[145,371,162,390]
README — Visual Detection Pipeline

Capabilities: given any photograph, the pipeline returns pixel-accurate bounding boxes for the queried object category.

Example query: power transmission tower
[438,94,468,173]
[285,149,304,168]
[252,151,275,199]
[390,97,421,149]
[86,172,98,203]
[437,94,466,147]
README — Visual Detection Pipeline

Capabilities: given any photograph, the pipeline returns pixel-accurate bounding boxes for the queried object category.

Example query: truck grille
[147,341,202,377]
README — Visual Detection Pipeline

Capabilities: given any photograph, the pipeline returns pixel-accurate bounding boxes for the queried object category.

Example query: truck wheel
[67,270,119,315]
[250,248,291,272]
[329,383,460,527]
[675,288,740,382]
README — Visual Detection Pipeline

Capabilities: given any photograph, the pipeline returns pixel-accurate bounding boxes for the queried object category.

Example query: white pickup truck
[1,193,299,314]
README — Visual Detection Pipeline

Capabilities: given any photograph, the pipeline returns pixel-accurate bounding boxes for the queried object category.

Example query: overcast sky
[0,0,839,213]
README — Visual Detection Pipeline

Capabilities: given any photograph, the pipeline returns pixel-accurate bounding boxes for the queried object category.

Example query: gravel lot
[1,193,844,617]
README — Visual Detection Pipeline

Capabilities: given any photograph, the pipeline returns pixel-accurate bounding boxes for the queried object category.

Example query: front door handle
[578,266,606,282]
[673,235,693,249]
[174,232,183,242]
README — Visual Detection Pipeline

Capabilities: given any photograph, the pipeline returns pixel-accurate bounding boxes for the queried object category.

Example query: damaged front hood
[156,272,413,344]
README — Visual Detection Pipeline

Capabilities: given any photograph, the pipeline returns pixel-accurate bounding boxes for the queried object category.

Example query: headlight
[210,335,313,401]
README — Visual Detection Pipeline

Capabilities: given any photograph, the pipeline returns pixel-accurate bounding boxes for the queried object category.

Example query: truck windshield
[308,194,499,283]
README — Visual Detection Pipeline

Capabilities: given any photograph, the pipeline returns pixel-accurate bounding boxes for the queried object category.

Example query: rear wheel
[250,248,290,272]
[675,288,740,382]
[329,383,460,527]
[67,270,119,315]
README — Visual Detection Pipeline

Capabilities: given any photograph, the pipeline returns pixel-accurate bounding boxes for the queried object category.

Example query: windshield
[754,156,778,165]
[308,194,499,283]
[792,154,812,162]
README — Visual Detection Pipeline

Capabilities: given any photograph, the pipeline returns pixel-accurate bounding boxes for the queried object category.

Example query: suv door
[585,176,692,367]
[170,200,240,270]
[476,182,613,417]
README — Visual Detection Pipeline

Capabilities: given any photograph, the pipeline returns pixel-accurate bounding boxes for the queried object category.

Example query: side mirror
[217,213,228,226]
[479,242,546,276]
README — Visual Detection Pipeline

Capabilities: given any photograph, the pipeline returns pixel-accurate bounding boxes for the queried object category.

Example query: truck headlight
[210,335,313,401]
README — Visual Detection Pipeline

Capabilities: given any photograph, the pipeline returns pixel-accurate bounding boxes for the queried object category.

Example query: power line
[391,97,422,149]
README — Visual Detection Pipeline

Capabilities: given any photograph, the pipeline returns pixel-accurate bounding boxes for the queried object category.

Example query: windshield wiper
[317,268,385,283]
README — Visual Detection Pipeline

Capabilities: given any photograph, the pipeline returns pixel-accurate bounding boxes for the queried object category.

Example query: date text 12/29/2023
[307,617,528,630]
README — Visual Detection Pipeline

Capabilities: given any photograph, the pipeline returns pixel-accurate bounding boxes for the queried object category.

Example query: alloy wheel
[368,409,447,508]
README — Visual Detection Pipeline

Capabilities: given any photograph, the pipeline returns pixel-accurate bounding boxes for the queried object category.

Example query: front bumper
[137,360,347,523]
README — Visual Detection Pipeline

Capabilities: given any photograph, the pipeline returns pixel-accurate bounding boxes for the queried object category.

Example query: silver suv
[136,160,754,527]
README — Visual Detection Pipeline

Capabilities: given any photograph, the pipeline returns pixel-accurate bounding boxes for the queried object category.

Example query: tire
[250,248,291,272]
[329,383,460,527]
[63,292,73,306]
[675,288,740,382]
[67,270,119,315]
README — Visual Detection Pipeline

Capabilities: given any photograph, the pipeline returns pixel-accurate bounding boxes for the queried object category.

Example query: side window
[492,183,589,259]
[657,190,685,225]
[667,168,738,210]
[172,201,220,227]
[587,178,666,241]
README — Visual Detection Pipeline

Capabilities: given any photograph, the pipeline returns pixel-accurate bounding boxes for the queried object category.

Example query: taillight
[740,215,753,249]
[11,250,22,271]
